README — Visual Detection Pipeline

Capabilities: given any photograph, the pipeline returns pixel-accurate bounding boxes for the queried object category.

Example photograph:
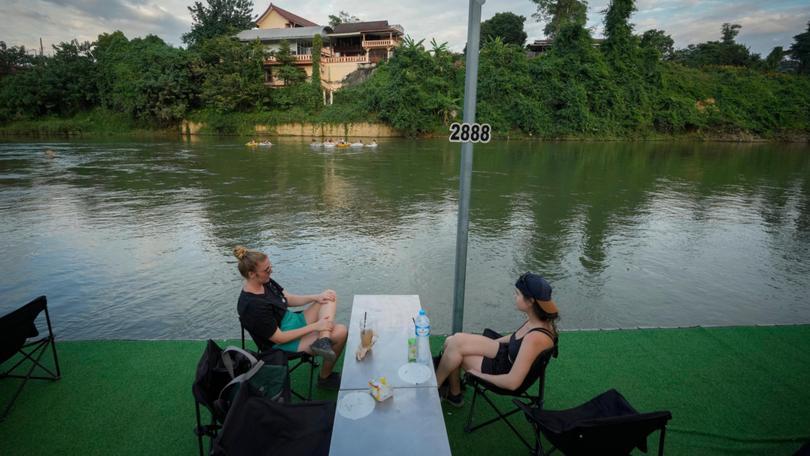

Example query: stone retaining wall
[270,122,401,138]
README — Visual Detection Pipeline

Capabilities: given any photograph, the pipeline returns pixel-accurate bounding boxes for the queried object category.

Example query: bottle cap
[418,309,426,315]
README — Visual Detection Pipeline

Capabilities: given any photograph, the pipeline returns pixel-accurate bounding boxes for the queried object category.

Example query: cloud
[1,0,189,51]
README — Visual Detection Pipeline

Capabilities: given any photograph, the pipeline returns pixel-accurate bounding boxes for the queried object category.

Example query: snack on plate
[368,376,393,402]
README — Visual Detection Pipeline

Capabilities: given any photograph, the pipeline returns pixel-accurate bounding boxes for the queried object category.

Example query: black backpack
[214,346,291,417]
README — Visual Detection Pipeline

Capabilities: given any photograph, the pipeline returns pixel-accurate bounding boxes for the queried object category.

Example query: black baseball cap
[515,272,558,315]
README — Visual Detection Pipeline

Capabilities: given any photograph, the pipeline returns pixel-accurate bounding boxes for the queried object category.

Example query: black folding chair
[241,321,318,401]
[192,340,232,456]
[1,295,61,422]
[463,328,558,450]
[515,389,673,456]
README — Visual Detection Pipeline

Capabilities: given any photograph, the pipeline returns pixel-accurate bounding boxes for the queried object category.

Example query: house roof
[330,21,404,36]
[236,26,330,42]
[256,3,318,27]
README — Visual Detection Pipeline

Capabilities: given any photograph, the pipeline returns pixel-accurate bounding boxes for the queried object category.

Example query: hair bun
[233,245,248,260]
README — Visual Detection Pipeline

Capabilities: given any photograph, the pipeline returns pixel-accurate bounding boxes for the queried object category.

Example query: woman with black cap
[435,272,559,407]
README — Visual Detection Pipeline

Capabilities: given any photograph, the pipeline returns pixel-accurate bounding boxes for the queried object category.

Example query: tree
[103,35,197,124]
[531,0,588,39]
[95,31,131,109]
[480,12,528,48]
[789,21,810,74]
[183,0,254,48]
[721,23,741,45]
[478,37,539,133]
[0,41,33,79]
[273,40,306,85]
[194,36,267,112]
[328,11,359,28]
[639,29,674,60]
[764,46,785,72]
[672,24,759,68]
[601,0,637,61]
[0,39,97,119]
[311,34,323,106]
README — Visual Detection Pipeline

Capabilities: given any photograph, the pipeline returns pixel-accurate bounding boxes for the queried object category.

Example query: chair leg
[464,385,533,450]
[44,305,61,378]
[464,383,481,432]
[0,345,43,422]
[658,426,667,456]
[3,339,59,380]
[195,402,205,456]
[307,358,315,401]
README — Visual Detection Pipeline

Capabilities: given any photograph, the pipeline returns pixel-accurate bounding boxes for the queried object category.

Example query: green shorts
[273,311,308,353]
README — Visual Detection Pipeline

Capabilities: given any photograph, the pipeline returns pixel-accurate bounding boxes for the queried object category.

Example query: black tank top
[507,322,556,364]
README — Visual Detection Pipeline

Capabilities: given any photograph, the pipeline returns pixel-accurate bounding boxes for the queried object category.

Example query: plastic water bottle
[415,309,431,365]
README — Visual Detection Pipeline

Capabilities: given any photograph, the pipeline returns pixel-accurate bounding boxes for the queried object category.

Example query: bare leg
[436,333,499,394]
[319,324,348,377]
[303,299,338,339]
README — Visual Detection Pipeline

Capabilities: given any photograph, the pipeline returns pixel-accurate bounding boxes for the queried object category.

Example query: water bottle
[415,309,431,365]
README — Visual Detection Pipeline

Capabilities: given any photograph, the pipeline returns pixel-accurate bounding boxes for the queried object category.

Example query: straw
[363,312,367,330]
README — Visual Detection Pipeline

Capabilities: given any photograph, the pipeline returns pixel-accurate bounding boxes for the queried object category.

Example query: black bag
[213,346,291,417]
[212,382,335,456]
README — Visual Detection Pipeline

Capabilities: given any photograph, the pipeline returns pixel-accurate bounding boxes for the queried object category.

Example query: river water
[1,138,808,340]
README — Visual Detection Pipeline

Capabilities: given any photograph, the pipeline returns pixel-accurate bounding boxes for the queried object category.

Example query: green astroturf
[1,326,809,455]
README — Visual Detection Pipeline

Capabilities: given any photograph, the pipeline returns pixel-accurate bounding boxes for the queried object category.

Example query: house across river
[236,3,404,104]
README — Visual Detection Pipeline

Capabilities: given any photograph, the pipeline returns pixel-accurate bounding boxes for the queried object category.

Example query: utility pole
[451,0,485,334]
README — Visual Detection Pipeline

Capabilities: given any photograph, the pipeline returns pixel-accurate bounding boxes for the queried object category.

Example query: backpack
[214,346,290,417]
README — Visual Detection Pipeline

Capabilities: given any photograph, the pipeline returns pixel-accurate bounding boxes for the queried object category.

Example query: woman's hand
[314,315,334,332]
[318,289,337,304]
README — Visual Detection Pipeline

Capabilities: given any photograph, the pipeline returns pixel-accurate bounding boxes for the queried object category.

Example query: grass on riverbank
[0,109,179,138]
[1,325,809,455]
[4,111,808,142]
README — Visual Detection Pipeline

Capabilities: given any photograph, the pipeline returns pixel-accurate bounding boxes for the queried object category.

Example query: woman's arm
[284,289,336,307]
[466,332,553,391]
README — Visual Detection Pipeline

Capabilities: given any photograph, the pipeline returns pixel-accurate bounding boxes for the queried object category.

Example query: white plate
[398,362,431,384]
[337,391,375,420]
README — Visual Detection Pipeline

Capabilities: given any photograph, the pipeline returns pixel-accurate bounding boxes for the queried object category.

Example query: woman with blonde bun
[233,246,347,389]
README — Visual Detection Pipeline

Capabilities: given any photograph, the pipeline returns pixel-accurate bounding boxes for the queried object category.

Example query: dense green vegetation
[1,0,809,139]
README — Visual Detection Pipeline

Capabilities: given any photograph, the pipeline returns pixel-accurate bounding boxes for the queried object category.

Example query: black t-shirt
[237,278,288,351]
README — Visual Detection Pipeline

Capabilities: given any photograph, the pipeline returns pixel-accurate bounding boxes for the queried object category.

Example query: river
[1,138,808,339]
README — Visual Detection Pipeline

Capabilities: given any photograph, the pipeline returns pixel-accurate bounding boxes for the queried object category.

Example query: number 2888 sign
[449,122,492,143]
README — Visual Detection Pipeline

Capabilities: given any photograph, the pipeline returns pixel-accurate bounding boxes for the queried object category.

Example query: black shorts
[481,343,512,375]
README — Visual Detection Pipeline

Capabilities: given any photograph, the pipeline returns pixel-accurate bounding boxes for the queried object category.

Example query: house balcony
[321,55,369,64]
[265,54,313,65]
[362,39,397,49]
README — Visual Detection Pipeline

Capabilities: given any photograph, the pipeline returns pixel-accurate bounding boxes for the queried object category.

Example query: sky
[1,0,808,57]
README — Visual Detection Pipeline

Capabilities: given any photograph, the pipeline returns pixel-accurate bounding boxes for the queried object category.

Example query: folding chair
[514,389,673,456]
[240,320,318,401]
[192,340,233,456]
[193,340,291,456]
[1,295,61,422]
[463,328,558,450]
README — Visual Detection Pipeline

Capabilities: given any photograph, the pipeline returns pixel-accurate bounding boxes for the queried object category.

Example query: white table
[339,295,438,390]
[329,295,451,456]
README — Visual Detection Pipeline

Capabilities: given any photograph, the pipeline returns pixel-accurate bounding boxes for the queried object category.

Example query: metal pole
[452,0,485,334]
